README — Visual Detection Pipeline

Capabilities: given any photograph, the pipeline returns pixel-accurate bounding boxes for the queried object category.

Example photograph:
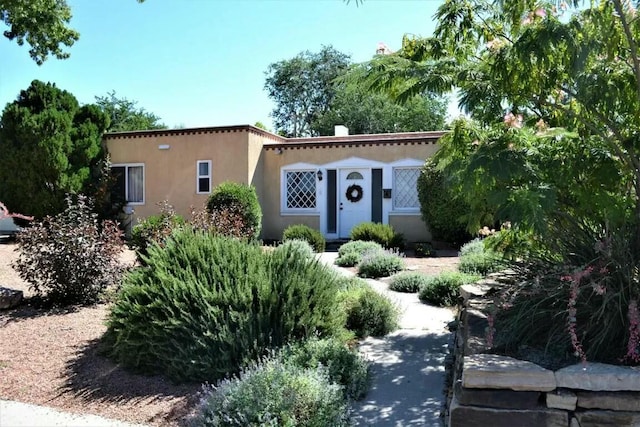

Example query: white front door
[339,168,370,238]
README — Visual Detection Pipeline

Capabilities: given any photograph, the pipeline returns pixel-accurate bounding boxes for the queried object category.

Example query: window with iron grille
[393,167,420,210]
[286,170,316,209]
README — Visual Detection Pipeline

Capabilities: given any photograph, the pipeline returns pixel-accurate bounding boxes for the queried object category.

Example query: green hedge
[283,224,326,252]
[417,159,471,245]
[206,181,262,240]
[349,222,404,250]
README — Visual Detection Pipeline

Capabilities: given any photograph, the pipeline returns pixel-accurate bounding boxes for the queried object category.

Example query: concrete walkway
[0,400,146,427]
[318,252,454,427]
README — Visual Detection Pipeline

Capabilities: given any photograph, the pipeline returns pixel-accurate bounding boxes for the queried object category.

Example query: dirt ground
[0,241,459,426]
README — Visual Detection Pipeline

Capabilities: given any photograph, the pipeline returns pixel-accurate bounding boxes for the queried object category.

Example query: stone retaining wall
[446,275,640,427]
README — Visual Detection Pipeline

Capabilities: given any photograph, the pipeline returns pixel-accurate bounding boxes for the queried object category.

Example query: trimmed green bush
[282,337,371,400]
[191,357,349,427]
[206,181,262,240]
[275,239,315,260]
[418,271,481,306]
[388,272,431,293]
[104,229,343,383]
[335,241,383,267]
[335,251,361,267]
[283,224,326,252]
[357,250,404,278]
[339,279,399,338]
[349,222,404,250]
[458,238,505,276]
[337,240,382,257]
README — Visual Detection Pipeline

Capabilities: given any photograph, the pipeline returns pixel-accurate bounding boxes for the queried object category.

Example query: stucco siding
[263,215,320,241]
[389,214,431,243]
[106,131,251,221]
[104,126,442,242]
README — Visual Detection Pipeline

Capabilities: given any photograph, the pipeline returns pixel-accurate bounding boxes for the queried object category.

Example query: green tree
[313,77,446,135]
[1,0,143,65]
[95,91,166,132]
[357,1,638,238]
[0,80,109,218]
[356,0,640,362]
[265,46,446,137]
[265,45,350,137]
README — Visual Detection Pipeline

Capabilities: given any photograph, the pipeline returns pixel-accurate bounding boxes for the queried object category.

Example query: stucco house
[104,124,445,242]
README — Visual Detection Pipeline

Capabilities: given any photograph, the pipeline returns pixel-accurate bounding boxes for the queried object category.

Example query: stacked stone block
[447,277,640,427]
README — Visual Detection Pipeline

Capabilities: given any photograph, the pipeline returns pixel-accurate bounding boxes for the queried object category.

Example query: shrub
[459,238,484,257]
[335,241,383,267]
[417,158,472,245]
[13,194,124,305]
[495,222,640,365]
[335,251,361,267]
[414,242,436,258]
[357,250,404,278]
[339,279,399,338]
[282,224,326,252]
[275,239,314,261]
[349,222,404,250]
[337,240,382,258]
[191,357,349,427]
[104,229,343,383]
[281,337,371,400]
[458,238,505,276]
[388,272,431,293]
[206,182,262,240]
[418,271,481,306]
[130,201,185,259]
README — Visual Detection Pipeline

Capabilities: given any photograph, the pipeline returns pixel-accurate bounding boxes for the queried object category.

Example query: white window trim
[196,160,212,194]
[280,165,319,214]
[392,166,421,213]
[111,163,145,206]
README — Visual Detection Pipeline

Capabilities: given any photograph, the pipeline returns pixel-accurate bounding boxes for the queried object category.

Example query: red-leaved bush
[13,194,124,305]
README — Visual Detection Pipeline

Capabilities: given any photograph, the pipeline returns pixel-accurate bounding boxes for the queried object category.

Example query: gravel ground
[0,242,200,427]
[0,241,459,426]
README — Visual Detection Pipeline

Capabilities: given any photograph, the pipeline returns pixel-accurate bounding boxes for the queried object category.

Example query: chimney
[334,125,349,136]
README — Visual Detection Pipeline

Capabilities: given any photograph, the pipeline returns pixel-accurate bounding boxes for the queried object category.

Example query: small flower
[503,112,523,128]
[486,38,506,50]
[624,299,640,363]
[535,119,548,132]
[592,284,606,295]
[522,15,532,25]
[534,8,547,18]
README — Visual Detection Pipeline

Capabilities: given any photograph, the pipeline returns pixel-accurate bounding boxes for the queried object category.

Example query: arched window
[346,172,363,180]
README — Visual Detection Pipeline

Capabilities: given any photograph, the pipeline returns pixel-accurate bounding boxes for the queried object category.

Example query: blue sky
[1,0,449,130]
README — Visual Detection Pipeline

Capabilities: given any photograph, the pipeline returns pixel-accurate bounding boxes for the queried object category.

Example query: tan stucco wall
[260,143,438,241]
[106,129,439,242]
[106,130,253,221]
[248,132,267,218]
[389,215,431,243]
